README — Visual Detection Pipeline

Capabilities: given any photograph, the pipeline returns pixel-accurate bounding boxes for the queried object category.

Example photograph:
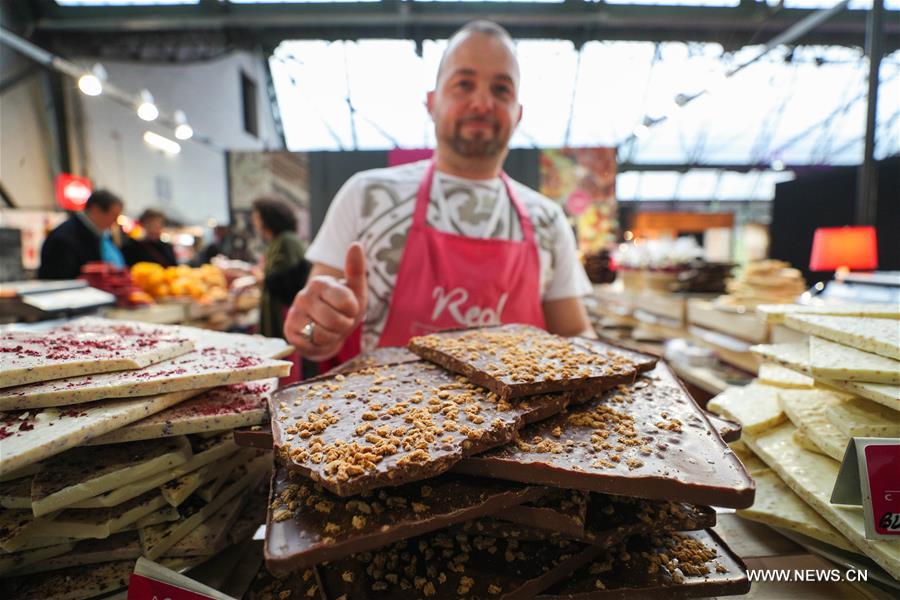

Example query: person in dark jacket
[38,190,125,280]
[250,197,307,340]
[122,208,177,267]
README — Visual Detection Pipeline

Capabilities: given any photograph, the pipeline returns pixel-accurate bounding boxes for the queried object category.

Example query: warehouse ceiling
[6,1,899,202]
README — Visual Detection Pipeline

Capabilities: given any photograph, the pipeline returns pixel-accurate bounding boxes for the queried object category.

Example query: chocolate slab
[705,412,742,443]
[502,494,716,547]
[0,329,193,389]
[265,466,544,573]
[501,489,589,539]
[454,362,755,509]
[328,346,420,375]
[7,532,142,577]
[234,425,275,449]
[246,564,322,600]
[536,529,750,599]
[87,378,277,444]
[317,527,601,600]
[0,346,291,410]
[0,559,133,600]
[408,324,655,400]
[271,361,602,497]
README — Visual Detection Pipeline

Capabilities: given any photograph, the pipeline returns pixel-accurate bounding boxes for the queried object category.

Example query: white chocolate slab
[31,491,167,540]
[809,335,900,384]
[750,342,900,412]
[0,540,75,576]
[757,362,815,388]
[737,468,854,552]
[30,436,192,517]
[0,475,32,509]
[9,532,141,577]
[71,433,237,509]
[791,429,829,457]
[757,303,900,324]
[0,509,57,552]
[707,383,785,434]
[825,397,900,437]
[134,504,180,529]
[0,329,193,389]
[139,456,267,559]
[0,389,202,479]
[784,314,900,361]
[745,424,900,580]
[0,348,291,410]
[88,379,276,445]
[163,486,250,557]
[160,448,246,507]
[778,389,849,462]
[63,316,292,360]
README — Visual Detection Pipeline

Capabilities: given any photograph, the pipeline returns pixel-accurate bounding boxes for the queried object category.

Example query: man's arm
[543,296,596,339]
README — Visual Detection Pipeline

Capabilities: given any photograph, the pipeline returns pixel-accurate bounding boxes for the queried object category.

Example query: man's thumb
[344,242,367,303]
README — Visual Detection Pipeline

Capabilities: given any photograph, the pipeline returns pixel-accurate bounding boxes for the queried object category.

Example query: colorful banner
[539,148,617,253]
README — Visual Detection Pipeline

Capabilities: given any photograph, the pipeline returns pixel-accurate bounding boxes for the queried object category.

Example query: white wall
[76,50,283,226]
[0,45,56,210]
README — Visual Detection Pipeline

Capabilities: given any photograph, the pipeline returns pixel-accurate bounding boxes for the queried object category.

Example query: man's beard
[447,118,506,158]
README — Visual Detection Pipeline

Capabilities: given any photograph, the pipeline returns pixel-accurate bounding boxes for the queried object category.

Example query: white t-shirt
[306,159,592,351]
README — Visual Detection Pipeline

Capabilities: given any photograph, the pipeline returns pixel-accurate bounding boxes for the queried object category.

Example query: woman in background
[251,197,307,340]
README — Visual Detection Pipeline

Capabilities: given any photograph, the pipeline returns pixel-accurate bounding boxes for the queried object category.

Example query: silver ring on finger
[301,321,317,345]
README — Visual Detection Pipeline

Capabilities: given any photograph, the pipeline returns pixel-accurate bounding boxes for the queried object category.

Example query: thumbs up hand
[284,242,367,360]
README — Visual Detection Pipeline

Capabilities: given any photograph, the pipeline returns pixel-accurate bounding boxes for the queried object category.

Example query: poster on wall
[539,147,617,253]
[228,151,312,243]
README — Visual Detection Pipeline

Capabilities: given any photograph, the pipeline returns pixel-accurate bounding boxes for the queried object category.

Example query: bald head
[436,20,519,86]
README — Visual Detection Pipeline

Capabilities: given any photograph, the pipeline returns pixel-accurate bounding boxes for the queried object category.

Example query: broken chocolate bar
[455,363,755,509]
[408,325,655,400]
[271,361,606,497]
[536,529,750,599]
[265,466,544,573]
[317,526,601,600]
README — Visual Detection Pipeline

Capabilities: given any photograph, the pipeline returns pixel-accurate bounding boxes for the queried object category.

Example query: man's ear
[426,90,435,117]
[516,104,523,126]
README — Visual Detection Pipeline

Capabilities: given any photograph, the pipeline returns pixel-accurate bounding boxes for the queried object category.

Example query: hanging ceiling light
[143,131,181,155]
[137,89,159,121]
[173,110,194,140]
[78,63,106,97]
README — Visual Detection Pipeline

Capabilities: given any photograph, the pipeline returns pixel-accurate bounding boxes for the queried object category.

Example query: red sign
[865,444,900,537]
[127,574,216,600]
[55,174,92,211]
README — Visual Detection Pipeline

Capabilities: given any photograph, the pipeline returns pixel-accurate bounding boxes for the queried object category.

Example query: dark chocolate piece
[270,361,599,497]
[328,347,420,375]
[234,425,275,449]
[408,325,655,400]
[705,412,742,443]
[265,466,544,574]
[471,496,715,548]
[245,564,323,600]
[454,363,755,509]
[501,489,589,539]
[317,527,601,600]
[536,529,750,599]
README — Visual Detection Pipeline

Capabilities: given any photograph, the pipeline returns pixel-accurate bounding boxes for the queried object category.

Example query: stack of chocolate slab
[257,324,754,599]
[703,308,900,582]
[0,317,293,597]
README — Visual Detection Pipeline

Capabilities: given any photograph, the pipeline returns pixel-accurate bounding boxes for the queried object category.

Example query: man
[122,208,177,267]
[38,189,125,280]
[285,20,593,360]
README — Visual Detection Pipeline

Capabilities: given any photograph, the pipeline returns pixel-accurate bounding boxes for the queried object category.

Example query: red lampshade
[809,226,878,272]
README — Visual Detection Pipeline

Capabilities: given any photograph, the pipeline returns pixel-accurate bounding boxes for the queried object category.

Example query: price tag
[865,444,900,537]
[831,438,900,541]
[127,574,216,600]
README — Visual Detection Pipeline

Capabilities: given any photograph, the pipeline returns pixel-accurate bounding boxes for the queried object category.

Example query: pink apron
[377,161,545,347]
